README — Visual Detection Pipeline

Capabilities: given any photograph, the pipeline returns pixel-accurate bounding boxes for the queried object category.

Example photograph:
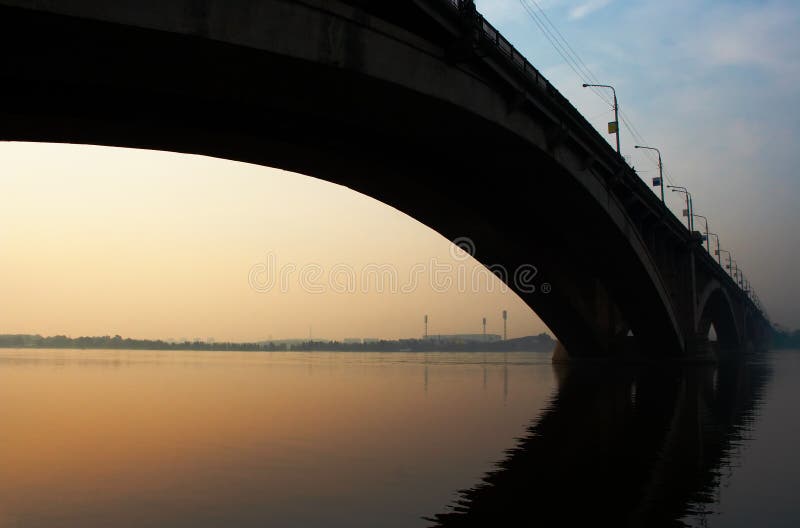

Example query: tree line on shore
[0,333,555,352]
[6,329,798,351]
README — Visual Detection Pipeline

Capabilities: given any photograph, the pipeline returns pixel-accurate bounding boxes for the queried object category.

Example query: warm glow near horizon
[0,142,547,342]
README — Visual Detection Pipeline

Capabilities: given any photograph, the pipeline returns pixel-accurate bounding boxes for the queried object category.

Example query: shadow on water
[427,358,771,527]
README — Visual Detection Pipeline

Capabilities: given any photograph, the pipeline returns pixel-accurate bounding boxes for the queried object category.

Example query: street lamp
[707,232,721,265]
[718,249,733,276]
[731,261,741,288]
[692,213,710,252]
[634,145,664,203]
[668,185,693,231]
[582,83,620,155]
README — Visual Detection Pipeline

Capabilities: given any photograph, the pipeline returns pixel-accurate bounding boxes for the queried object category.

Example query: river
[0,349,797,527]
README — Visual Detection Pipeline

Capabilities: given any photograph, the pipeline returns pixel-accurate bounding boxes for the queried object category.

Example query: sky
[1,0,799,340]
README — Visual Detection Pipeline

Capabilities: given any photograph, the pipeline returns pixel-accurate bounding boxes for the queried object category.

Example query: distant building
[423,333,502,343]
[259,338,323,346]
[343,338,363,344]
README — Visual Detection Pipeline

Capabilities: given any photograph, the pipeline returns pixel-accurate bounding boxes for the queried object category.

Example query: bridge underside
[0,0,767,358]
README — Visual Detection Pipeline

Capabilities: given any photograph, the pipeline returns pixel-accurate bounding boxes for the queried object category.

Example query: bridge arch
[0,0,685,357]
[697,280,741,352]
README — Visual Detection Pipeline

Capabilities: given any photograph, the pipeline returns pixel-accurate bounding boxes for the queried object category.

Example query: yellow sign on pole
[608,121,618,134]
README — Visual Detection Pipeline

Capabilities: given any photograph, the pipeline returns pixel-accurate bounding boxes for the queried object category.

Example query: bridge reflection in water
[428,359,770,527]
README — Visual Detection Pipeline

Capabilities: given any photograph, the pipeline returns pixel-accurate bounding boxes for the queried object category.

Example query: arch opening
[698,288,741,354]
[708,323,718,342]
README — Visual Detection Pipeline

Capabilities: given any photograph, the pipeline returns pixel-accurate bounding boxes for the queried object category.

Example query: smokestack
[482,317,487,341]
[424,314,428,339]
[502,310,508,340]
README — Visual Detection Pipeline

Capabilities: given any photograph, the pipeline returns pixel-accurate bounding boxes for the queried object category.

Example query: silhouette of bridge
[428,360,771,525]
[0,0,771,358]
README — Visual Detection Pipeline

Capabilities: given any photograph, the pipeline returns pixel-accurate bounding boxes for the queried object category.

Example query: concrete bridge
[0,0,771,359]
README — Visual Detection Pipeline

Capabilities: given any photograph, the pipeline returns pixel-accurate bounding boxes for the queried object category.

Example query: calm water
[1,349,798,527]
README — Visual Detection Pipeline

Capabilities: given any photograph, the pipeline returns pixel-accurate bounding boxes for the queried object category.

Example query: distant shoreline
[0,333,556,353]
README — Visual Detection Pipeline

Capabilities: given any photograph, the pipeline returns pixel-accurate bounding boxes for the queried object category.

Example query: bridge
[0,0,771,359]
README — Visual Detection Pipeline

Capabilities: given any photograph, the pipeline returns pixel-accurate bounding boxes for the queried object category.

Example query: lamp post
[692,214,710,252]
[707,232,721,265]
[718,249,733,276]
[668,186,693,231]
[582,83,620,155]
[634,145,664,203]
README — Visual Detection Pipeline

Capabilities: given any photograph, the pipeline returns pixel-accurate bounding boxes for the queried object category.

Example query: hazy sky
[0,143,543,341]
[478,0,800,328]
[2,0,799,341]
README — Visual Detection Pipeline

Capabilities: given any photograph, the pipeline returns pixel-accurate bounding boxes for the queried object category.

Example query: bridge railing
[440,0,632,175]
[444,1,551,92]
